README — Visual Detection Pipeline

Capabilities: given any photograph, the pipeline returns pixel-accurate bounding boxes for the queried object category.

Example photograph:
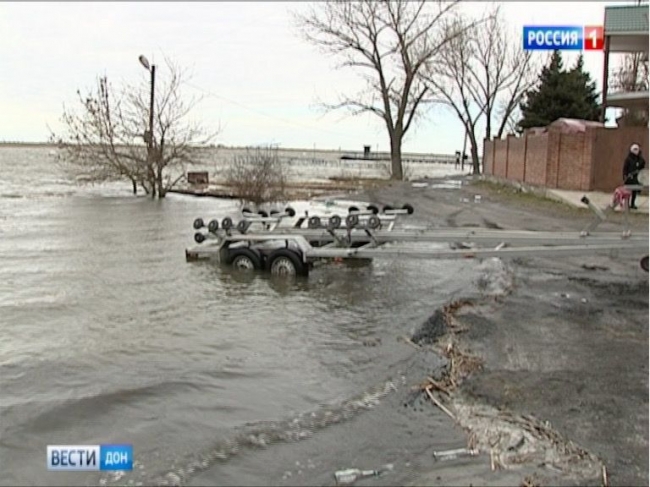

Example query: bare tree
[51,58,217,198]
[225,147,288,206]
[294,0,467,180]
[421,5,540,174]
[611,52,649,127]
[612,52,649,92]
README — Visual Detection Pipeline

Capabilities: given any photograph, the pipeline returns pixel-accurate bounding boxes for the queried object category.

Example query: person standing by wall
[623,143,646,209]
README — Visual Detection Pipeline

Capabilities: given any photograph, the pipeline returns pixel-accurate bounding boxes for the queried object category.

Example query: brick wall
[557,132,587,190]
[545,130,561,188]
[483,126,648,192]
[483,139,494,175]
[524,134,548,186]
[591,127,649,191]
[506,136,526,181]
[493,138,508,178]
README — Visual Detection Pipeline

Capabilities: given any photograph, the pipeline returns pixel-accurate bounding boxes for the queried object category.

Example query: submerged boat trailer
[185,204,649,277]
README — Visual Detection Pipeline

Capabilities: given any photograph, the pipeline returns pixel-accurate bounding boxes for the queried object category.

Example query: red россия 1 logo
[584,26,604,50]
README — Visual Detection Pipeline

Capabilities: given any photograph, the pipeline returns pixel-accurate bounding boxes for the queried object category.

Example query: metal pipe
[601,35,611,123]
[148,65,156,151]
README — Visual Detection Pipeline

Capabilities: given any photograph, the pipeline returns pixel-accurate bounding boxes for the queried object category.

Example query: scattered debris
[520,474,540,487]
[413,295,602,481]
[424,386,456,421]
[334,464,393,485]
[432,448,479,461]
[398,335,422,350]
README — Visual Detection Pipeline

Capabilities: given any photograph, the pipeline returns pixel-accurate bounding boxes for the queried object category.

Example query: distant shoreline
[0,142,459,159]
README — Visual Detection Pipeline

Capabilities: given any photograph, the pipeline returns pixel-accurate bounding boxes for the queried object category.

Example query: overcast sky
[0,1,623,154]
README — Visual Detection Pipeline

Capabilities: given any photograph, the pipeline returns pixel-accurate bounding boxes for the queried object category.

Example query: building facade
[601,4,649,124]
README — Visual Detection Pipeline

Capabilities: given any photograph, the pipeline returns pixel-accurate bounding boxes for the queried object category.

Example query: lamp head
[139,55,151,71]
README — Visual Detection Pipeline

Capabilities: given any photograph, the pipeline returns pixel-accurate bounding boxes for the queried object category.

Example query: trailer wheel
[236,220,250,234]
[242,207,252,215]
[222,217,233,230]
[207,219,219,233]
[270,210,279,216]
[367,215,381,229]
[348,206,359,213]
[194,232,206,244]
[346,214,359,228]
[228,248,263,272]
[328,214,342,229]
[267,249,308,277]
[641,255,649,272]
[367,205,379,214]
[403,203,414,215]
[193,218,204,230]
[308,216,322,229]
[382,205,393,214]
[285,207,296,217]
[258,210,269,218]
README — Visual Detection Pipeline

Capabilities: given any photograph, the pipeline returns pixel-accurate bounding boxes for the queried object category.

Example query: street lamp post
[139,55,156,196]
[138,55,156,151]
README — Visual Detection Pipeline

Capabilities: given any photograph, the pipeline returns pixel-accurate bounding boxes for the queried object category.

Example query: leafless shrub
[225,147,288,206]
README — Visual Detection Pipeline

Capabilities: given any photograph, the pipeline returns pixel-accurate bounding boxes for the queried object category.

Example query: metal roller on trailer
[185,203,649,277]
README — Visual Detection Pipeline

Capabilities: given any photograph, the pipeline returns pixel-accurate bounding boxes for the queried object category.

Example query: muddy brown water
[1,147,505,486]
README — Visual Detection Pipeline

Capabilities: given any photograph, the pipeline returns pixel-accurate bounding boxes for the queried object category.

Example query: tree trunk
[156,165,166,198]
[131,179,137,195]
[468,130,481,175]
[148,166,156,199]
[390,134,404,180]
[485,111,492,142]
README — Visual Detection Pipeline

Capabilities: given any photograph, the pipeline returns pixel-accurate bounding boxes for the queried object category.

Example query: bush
[225,146,288,206]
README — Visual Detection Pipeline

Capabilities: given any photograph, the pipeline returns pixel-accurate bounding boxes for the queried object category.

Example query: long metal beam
[306,243,646,260]
[201,229,649,246]
[186,241,647,262]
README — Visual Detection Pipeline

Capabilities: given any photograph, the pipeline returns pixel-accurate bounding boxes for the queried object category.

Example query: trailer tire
[403,203,414,214]
[367,205,379,214]
[367,215,381,229]
[236,220,250,234]
[308,216,322,229]
[222,217,233,230]
[258,210,269,218]
[345,214,359,228]
[207,219,219,233]
[328,214,342,229]
[641,255,649,272]
[348,206,359,213]
[193,218,204,229]
[285,207,296,217]
[227,248,263,272]
[382,205,394,214]
[267,249,308,277]
[242,207,252,215]
[270,210,279,216]
[194,232,206,244]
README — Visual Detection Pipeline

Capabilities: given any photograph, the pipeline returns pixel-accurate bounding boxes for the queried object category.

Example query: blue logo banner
[523,26,584,51]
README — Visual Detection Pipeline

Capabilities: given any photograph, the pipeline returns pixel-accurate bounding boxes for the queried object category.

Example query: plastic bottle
[334,468,379,485]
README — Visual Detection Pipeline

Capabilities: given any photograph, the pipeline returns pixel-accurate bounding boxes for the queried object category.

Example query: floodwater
[0,147,489,486]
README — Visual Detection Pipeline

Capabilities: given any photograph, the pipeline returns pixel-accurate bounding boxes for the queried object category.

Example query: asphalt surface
[359,176,649,486]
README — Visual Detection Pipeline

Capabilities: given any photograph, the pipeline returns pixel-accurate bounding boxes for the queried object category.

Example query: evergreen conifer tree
[517,51,601,132]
